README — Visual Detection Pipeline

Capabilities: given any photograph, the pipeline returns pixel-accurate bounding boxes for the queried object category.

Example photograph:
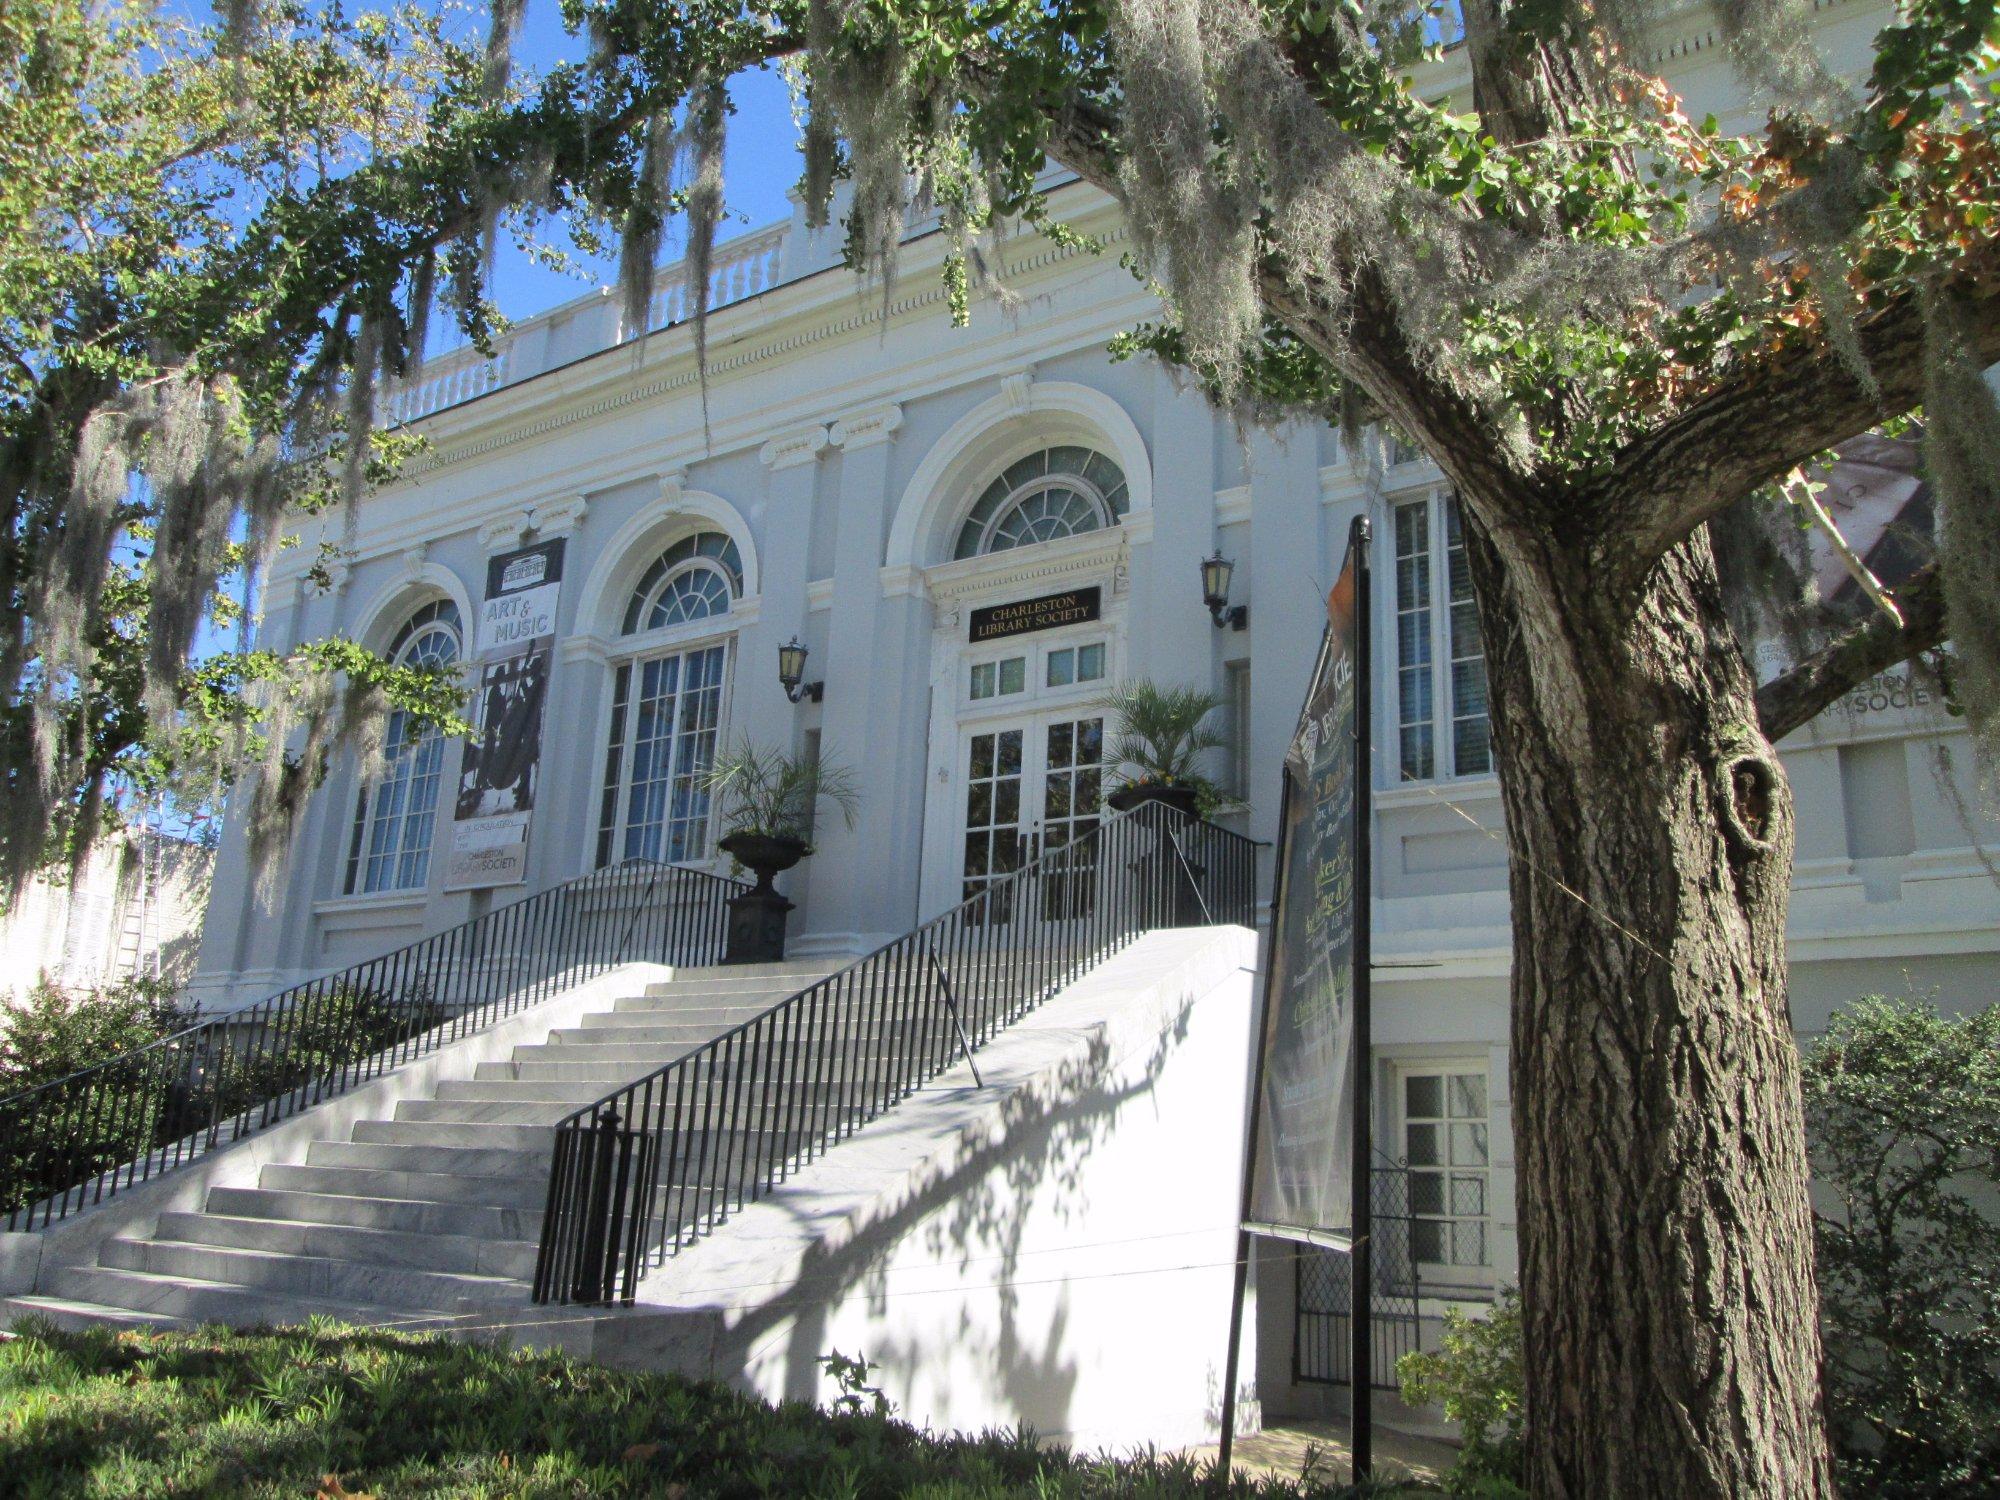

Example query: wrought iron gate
[1293,1162,1422,1389]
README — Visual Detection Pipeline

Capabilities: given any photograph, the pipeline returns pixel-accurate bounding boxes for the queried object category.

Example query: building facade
[190,0,1998,1419]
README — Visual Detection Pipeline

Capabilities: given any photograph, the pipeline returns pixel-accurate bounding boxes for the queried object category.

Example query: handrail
[533,801,1265,1305]
[1,859,749,1231]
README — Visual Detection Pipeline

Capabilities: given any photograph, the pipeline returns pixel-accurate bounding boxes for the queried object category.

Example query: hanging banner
[1245,519,1372,1242]
[446,538,564,891]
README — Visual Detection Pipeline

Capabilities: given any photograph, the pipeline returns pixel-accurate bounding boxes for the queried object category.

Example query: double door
[960,712,1106,920]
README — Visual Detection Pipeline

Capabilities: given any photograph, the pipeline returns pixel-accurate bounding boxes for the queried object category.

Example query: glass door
[1035,714,1105,921]
[958,712,1106,923]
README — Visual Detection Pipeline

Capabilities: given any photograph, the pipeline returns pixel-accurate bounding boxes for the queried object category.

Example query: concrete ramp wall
[554,926,1261,1454]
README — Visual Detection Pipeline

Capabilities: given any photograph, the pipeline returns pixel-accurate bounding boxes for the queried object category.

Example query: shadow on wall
[713,990,1206,1442]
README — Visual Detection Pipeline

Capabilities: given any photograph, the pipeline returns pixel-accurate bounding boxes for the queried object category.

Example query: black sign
[1247,523,1371,1240]
[968,586,1101,643]
[484,537,565,598]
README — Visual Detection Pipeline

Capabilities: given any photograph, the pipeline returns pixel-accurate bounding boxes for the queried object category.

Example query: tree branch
[1592,265,2000,585]
[1021,71,1543,519]
[1756,563,1948,742]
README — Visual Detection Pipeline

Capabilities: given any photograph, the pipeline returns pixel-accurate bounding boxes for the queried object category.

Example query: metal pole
[1218,773,1299,1484]
[1349,514,1375,1481]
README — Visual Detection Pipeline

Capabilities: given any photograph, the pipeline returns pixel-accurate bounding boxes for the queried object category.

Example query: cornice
[1216,485,1253,526]
[806,577,836,610]
[914,528,1128,620]
[399,220,1130,480]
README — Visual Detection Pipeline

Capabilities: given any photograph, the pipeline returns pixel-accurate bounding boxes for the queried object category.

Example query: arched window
[953,447,1129,560]
[622,530,743,633]
[345,599,461,895]
[595,532,740,867]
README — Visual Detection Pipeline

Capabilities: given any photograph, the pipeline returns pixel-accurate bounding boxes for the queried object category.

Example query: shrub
[0,977,447,1219]
[1804,997,2000,1498]
[0,974,191,1094]
[1395,1291,1524,1497]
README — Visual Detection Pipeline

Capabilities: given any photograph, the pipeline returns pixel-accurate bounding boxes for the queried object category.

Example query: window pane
[970,663,995,700]
[998,657,1025,695]
[1077,643,1105,681]
[1410,1171,1444,1215]
[1405,1075,1443,1118]
[1450,1123,1489,1167]
[1451,1220,1489,1267]
[1406,1122,1440,1166]
[1046,649,1074,687]
[1449,1073,1487,1118]
[1413,1220,1445,1263]
[1450,1174,1486,1217]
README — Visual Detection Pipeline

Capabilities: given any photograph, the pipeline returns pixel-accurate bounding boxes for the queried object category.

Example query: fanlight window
[953,447,1129,560]
[622,530,744,634]
[345,599,461,895]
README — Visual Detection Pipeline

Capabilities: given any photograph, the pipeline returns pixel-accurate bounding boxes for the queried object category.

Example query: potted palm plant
[1100,681,1231,820]
[702,740,859,963]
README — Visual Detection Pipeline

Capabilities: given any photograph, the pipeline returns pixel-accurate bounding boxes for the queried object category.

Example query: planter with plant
[702,740,858,963]
[1099,681,1232,821]
[1096,681,1236,925]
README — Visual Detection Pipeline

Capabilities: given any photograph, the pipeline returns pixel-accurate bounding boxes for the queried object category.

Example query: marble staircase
[2,960,843,1333]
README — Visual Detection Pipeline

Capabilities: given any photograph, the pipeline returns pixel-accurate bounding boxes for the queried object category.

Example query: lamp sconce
[777,636,824,703]
[1201,551,1248,631]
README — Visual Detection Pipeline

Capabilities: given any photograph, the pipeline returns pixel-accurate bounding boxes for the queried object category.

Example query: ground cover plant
[0,1320,1416,1499]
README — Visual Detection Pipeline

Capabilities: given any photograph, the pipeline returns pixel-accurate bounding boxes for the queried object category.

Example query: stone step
[205,1185,541,1241]
[149,1211,539,1281]
[474,1058,689,1083]
[437,1078,648,1103]
[350,1119,558,1153]
[505,1040,704,1065]
[586,1003,782,1026]
[261,1161,549,1209]
[305,1138,550,1177]
[42,1263,455,1330]
[98,1236,525,1311]
[543,1022,924,1048]
[1,1293,192,1334]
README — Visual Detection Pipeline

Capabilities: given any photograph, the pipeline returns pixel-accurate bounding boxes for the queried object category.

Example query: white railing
[647,223,787,332]
[384,223,791,426]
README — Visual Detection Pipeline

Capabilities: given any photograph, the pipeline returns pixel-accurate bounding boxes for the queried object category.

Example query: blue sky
[482,5,805,327]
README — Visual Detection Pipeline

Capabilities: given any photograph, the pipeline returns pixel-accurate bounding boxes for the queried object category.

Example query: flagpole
[1348,513,1375,1480]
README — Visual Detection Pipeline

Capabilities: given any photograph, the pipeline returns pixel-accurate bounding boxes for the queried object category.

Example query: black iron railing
[534,800,1262,1305]
[0,859,747,1231]
[1295,1159,1426,1389]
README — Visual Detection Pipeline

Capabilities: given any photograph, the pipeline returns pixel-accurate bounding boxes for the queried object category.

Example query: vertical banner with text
[1246,524,1371,1241]
[446,539,564,891]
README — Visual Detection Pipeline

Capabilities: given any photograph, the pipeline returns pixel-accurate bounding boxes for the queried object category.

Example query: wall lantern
[1201,551,1248,631]
[777,636,824,703]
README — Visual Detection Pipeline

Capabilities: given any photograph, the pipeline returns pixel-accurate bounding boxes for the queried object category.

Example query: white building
[185,0,1999,1430]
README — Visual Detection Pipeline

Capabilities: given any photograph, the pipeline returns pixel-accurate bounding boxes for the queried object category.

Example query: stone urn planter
[1105,780,1202,819]
[718,830,809,964]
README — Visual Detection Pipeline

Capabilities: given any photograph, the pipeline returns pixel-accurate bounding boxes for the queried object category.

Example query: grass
[0,1320,1416,1499]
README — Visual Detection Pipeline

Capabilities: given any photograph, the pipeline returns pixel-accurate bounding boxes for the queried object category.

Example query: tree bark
[1461,504,1835,1497]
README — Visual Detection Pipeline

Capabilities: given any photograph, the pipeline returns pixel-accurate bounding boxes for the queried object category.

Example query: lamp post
[777,636,824,702]
[1202,551,1248,630]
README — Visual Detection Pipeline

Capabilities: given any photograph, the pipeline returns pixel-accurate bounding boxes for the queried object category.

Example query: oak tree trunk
[1460,507,1836,1498]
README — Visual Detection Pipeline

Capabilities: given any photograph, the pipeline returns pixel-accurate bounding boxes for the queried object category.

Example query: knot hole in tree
[1720,752,1780,856]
